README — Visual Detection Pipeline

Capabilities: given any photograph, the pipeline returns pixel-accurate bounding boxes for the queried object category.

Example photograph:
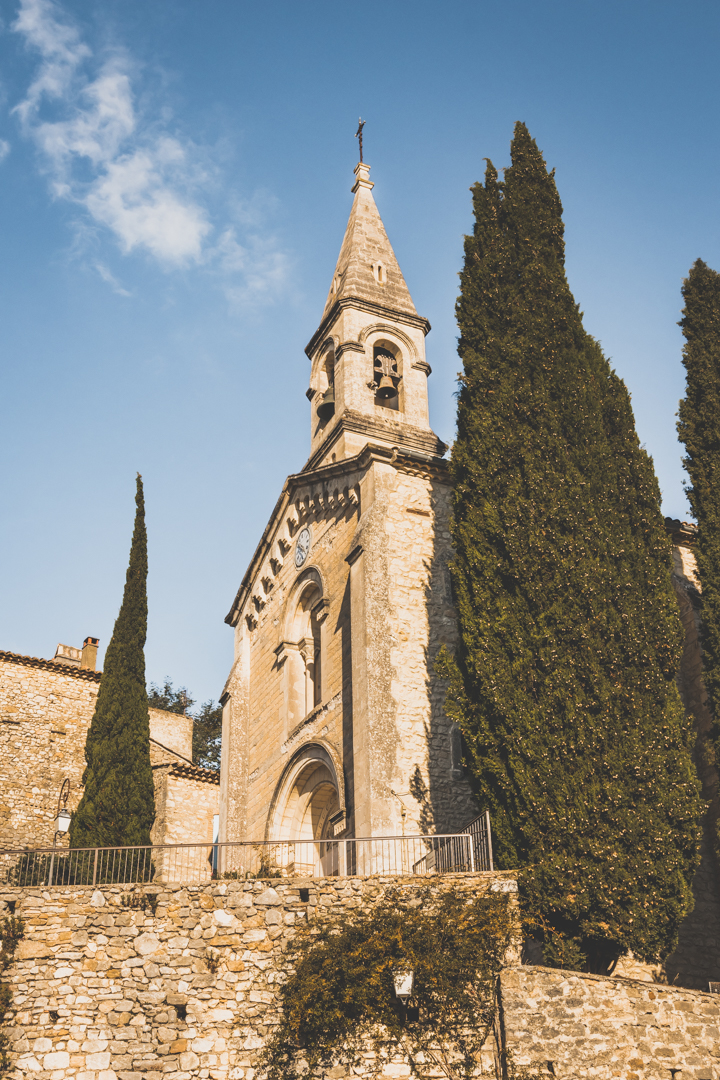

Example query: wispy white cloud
[94,261,131,297]
[13,0,90,125]
[0,140,10,162]
[214,228,290,308]
[11,0,286,300]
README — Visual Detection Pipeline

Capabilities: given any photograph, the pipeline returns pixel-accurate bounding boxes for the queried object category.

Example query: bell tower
[220,158,478,853]
[304,162,446,469]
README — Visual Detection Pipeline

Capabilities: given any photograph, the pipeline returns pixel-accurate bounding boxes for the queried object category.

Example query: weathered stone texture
[151,767,219,855]
[0,653,214,851]
[1,872,514,1080]
[500,965,720,1079]
[221,452,478,848]
[3,873,720,1080]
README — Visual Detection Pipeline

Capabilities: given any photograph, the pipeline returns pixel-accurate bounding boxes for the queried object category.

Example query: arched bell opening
[373,340,401,411]
[316,346,336,421]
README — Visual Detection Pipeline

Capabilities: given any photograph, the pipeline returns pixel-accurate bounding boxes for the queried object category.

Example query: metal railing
[462,811,494,872]
[0,829,492,888]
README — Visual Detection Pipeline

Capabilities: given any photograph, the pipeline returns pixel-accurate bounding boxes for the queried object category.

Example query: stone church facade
[219,161,478,847]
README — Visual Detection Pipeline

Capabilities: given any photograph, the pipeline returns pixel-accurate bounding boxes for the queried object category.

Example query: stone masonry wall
[151,768,219,852]
[499,965,720,1079]
[385,466,477,836]
[3,872,720,1080]
[0,652,207,851]
[1,872,515,1080]
[222,481,361,845]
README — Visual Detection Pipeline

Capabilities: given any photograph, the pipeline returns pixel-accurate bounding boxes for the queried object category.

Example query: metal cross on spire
[355,117,365,163]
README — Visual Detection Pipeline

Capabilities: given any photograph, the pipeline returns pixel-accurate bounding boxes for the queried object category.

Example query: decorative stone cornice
[334,340,366,360]
[302,409,447,473]
[224,443,451,628]
[305,295,431,361]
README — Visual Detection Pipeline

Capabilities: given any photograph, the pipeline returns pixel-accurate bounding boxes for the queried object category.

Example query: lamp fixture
[393,969,414,1003]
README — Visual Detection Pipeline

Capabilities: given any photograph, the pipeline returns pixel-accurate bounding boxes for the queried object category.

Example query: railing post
[485,810,494,872]
[48,849,55,888]
[92,847,99,887]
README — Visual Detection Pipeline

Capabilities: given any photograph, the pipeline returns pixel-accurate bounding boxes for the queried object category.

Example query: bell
[376,375,397,400]
[317,386,335,420]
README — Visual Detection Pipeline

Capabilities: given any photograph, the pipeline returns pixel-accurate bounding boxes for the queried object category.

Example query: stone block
[43,1051,70,1070]
[254,889,281,907]
[82,1039,109,1053]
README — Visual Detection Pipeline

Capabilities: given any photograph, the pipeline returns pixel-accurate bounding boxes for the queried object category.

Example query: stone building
[0,641,219,855]
[219,160,478,848]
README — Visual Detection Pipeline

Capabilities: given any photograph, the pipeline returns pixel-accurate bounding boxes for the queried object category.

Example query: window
[285,580,324,727]
[372,262,386,285]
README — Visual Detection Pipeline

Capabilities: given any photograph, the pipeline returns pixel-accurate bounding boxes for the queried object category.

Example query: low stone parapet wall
[3,875,720,1080]
[1,872,513,1080]
[500,965,720,1079]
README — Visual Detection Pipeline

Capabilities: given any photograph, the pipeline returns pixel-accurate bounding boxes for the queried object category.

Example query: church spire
[321,162,418,322]
[304,158,444,470]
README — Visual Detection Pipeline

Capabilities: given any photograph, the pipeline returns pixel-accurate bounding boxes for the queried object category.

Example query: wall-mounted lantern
[53,779,71,843]
[393,969,414,1003]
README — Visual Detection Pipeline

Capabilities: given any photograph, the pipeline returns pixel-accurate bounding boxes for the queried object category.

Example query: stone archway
[267,743,345,875]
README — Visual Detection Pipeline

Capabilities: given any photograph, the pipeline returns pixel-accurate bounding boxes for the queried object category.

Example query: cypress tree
[443,123,702,972]
[70,475,155,850]
[677,259,720,855]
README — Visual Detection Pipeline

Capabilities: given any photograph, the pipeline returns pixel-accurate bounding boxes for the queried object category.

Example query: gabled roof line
[224,443,449,628]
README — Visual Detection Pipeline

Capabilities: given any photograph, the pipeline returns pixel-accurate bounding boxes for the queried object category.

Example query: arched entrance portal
[268,743,345,875]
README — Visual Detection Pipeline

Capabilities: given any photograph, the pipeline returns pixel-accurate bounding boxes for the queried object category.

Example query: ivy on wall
[0,914,25,1072]
[260,884,516,1080]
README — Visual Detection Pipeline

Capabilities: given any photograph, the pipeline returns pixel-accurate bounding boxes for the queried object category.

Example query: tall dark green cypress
[444,123,702,972]
[677,259,720,856]
[70,475,155,849]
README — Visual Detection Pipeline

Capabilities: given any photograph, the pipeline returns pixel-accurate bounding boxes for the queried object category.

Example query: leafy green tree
[70,475,155,849]
[677,258,720,855]
[148,677,222,770]
[148,678,195,715]
[192,700,222,770]
[442,122,702,973]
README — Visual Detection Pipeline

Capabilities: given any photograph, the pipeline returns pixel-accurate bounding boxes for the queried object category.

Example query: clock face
[295,527,311,568]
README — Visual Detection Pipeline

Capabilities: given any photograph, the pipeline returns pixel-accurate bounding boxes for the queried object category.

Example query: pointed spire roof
[321,163,418,321]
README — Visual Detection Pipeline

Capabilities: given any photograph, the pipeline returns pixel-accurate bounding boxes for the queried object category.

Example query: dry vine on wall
[0,912,25,1072]
[260,884,519,1080]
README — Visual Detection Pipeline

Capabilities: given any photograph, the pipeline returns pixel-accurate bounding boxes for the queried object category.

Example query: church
[218,160,478,849]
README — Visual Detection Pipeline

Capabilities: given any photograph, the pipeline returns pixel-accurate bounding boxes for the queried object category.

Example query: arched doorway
[268,743,345,875]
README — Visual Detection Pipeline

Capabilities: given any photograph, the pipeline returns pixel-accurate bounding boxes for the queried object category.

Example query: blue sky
[1,0,718,705]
